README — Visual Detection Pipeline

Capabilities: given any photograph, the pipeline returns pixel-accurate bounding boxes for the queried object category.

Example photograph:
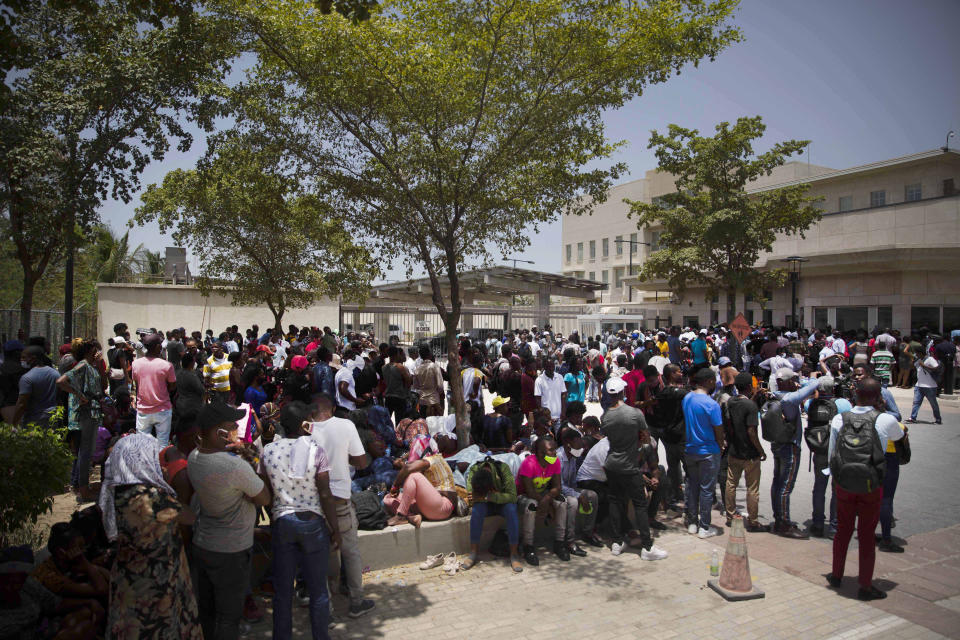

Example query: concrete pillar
[374,314,390,344]
[461,293,474,332]
[534,285,551,329]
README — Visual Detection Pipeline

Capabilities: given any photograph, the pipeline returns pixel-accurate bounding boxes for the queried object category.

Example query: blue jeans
[771,443,801,524]
[910,387,941,422]
[685,452,720,530]
[272,513,331,640]
[470,501,519,546]
[879,452,899,540]
[136,408,173,446]
[812,456,837,530]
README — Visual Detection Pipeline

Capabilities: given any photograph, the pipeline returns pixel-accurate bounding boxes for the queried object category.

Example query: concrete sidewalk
[246,526,949,640]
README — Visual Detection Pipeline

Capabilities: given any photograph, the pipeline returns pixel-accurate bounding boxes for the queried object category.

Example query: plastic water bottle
[710,549,720,577]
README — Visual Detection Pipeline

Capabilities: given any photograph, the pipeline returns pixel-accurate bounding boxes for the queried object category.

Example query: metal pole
[628,249,633,303]
[790,273,797,330]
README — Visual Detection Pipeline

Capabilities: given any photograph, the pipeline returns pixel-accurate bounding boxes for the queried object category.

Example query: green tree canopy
[228,0,741,444]
[627,116,823,320]
[0,1,237,334]
[135,131,379,332]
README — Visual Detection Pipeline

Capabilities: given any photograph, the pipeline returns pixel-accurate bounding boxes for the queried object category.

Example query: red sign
[729,313,751,343]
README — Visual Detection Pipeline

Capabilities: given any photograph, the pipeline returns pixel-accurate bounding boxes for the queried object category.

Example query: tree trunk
[444,312,470,448]
[727,286,737,322]
[19,272,36,337]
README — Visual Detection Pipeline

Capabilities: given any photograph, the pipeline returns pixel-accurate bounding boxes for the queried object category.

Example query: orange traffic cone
[708,514,765,601]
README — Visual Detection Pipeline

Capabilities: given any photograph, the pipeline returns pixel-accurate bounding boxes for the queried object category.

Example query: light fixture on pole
[944,130,955,153]
[503,256,536,308]
[614,238,651,302]
[781,256,808,330]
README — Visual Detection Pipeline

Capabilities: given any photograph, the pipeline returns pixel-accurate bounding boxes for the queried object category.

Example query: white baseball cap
[605,377,628,394]
[775,367,798,381]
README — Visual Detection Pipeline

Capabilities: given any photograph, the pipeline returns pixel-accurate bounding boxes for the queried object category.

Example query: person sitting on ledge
[383,434,458,528]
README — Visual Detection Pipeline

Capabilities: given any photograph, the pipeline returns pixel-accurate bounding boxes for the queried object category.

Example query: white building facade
[561,148,960,334]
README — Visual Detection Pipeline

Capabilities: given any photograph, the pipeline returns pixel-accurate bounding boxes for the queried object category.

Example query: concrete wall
[96,283,338,344]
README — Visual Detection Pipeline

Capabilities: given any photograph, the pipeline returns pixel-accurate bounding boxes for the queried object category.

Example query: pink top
[516,454,560,495]
[131,356,176,414]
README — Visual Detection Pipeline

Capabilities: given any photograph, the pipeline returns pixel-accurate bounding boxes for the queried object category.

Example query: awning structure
[371,266,604,305]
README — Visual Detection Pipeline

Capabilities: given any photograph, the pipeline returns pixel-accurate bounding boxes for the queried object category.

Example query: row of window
[834,181,935,213]
[564,231,663,264]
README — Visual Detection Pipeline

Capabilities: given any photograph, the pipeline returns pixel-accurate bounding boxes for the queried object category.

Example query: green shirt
[466,459,517,505]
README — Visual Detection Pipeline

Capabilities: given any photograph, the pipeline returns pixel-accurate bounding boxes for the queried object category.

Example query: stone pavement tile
[873,589,960,639]
[937,595,960,614]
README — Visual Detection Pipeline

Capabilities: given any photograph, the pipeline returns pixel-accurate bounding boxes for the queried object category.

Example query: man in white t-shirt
[826,378,904,601]
[309,394,375,618]
[335,352,359,412]
[907,354,942,424]
[534,358,566,421]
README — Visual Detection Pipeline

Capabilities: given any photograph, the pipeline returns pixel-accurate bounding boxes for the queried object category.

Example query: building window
[577,242,583,263]
[614,267,625,288]
[630,232,638,254]
[565,244,571,263]
[836,307,868,332]
[588,271,595,281]
[650,230,662,251]
[944,306,960,334]
[870,190,886,207]
[762,309,773,326]
[911,306,940,333]
[814,307,828,329]
[602,270,609,287]
[745,309,754,325]
[615,235,623,256]
[838,196,853,212]
[683,316,700,329]
[652,196,671,209]
[602,237,609,258]
[710,309,719,325]
[710,293,719,304]
[589,240,596,259]
[905,183,922,202]
[878,306,892,330]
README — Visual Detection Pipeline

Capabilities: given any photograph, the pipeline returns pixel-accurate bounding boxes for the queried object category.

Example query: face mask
[569,448,584,458]
[20,360,29,369]
[543,455,558,465]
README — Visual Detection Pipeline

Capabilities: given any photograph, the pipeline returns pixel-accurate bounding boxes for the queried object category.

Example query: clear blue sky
[107,0,960,281]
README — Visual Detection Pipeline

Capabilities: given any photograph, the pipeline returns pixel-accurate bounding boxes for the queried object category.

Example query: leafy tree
[135,131,378,332]
[90,225,147,284]
[232,0,741,445]
[627,116,823,321]
[0,1,237,336]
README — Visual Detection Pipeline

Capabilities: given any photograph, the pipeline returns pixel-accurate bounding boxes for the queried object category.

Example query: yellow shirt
[658,340,669,356]
[203,355,232,391]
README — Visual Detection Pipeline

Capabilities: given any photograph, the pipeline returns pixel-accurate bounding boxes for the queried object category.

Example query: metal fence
[0,308,98,348]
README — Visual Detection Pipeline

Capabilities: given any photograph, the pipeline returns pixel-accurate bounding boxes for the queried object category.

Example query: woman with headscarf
[382,434,457,527]
[99,433,201,639]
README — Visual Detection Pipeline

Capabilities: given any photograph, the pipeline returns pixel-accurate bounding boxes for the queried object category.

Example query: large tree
[627,116,823,321]
[135,131,378,332]
[0,1,237,335]
[228,0,741,445]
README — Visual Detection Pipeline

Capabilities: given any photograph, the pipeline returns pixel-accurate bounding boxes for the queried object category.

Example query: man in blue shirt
[771,367,820,539]
[667,327,683,365]
[682,368,725,538]
[689,330,709,373]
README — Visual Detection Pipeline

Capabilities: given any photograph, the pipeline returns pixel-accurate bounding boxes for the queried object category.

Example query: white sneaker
[641,545,669,561]
[687,523,698,535]
[442,552,460,575]
[698,526,719,539]
[611,542,625,556]
[419,553,444,570]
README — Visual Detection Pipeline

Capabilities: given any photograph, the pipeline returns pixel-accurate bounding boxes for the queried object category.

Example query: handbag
[895,431,911,465]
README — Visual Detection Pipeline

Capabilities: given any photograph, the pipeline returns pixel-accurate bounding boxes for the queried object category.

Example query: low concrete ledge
[357,515,503,571]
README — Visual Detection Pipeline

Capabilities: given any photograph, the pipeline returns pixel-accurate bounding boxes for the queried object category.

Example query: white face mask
[569,447,584,458]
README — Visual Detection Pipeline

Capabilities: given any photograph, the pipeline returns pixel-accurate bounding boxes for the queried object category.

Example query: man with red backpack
[827,377,904,601]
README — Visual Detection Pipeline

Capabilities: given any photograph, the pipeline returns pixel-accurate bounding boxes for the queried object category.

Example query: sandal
[510,556,524,573]
[408,514,422,528]
[461,555,478,570]
[386,514,409,527]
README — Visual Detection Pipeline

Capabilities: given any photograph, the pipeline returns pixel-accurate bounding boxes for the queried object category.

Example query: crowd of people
[0,319,956,639]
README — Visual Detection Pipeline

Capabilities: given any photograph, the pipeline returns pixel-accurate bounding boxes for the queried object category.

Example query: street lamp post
[503,256,536,309]
[614,238,651,302]
[781,256,808,330]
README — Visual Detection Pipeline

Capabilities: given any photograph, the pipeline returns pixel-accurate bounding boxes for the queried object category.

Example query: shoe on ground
[419,552,444,570]
[826,574,842,589]
[582,533,604,548]
[568,543,587,557]
[697,526,719,539]
[610,542,624,556]
[935,420,942,425]
[641,545,669,561]
[442,551,460,575]
[649,520,668,530]
[858,586,887,601]
[524,545,540,566]
[878,539,905,553]
[904,418,917,424]
[296,586,310,607]
[510,555,524,573]
[348,599,376,618]
[553,541,571,561]
[687,523,698,535]
[745,522,770,533]
[809,524,825,538]
[776,523,810,540]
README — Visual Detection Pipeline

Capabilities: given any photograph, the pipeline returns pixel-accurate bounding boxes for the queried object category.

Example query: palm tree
[91,225,147,283]
[142,250,166,283]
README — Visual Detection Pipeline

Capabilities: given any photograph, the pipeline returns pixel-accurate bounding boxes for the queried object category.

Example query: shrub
[0,420,74,543]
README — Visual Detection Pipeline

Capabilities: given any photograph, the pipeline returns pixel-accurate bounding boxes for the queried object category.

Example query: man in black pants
[600,377,668,561]
[653,364,688,508]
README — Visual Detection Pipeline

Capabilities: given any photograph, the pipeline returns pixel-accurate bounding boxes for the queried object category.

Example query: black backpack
[352,490,388,530]
[488,361,502,394]
[517,342,533,361]
[760,400,794,444]
[804,397,838,457]
[830,409,886,493]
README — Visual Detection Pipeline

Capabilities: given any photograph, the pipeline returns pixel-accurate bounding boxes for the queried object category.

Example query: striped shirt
[869,350,895,385]
[203,355,231,391]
